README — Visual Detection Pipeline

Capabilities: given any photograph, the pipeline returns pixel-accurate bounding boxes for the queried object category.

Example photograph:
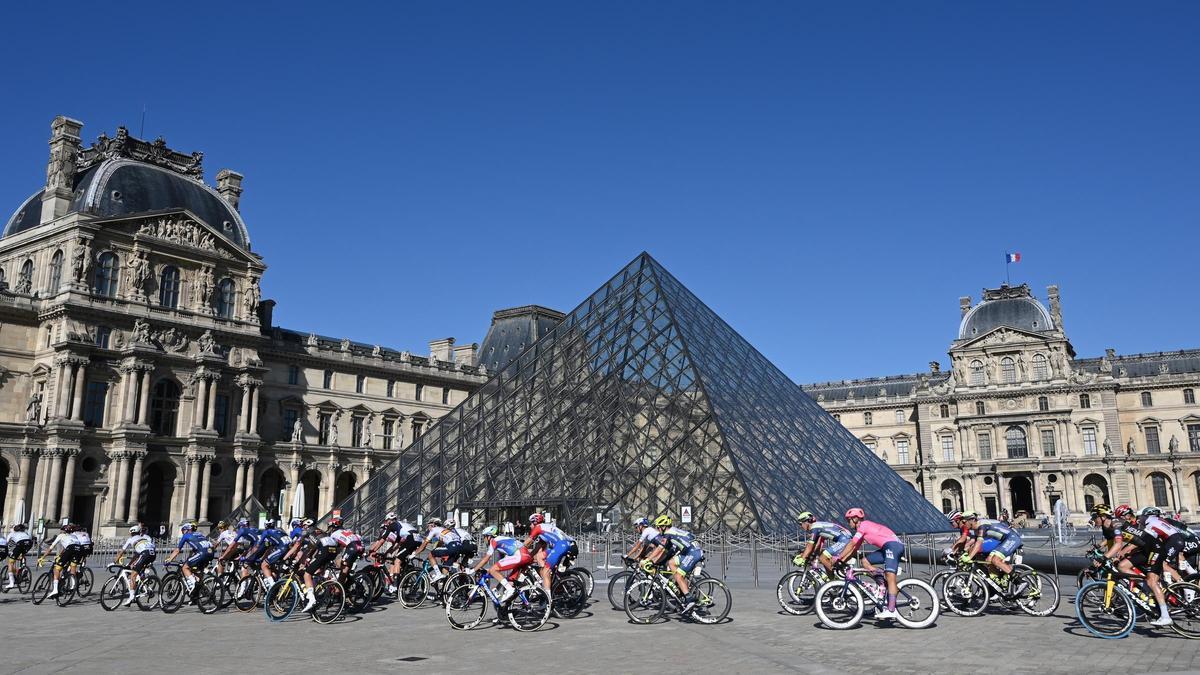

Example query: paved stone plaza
[1,581,1197,674]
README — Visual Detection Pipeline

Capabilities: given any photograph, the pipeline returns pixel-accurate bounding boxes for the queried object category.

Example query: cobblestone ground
[1,580,1198,674]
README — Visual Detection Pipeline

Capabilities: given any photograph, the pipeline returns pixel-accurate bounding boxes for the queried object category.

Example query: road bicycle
[445,568,552,631]
[777,556,838,616]
[941,554,1059,618]
[814,565,938,629]
[1075,559,1200,639]
[1,554,32,594]
[159,562,219,614]
[607,557,639,610]
[30,557,92,607]
[623,559,731,625]
[397,558,462,609]
[263,563,346,624]
[547,564,588,619]
[99,562,161,611]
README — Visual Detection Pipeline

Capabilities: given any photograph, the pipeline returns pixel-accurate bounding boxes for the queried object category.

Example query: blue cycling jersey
[235,526,260,547]
[178,532,212,553]
[290,526,304,540]
[258,528,288,549]
[975,519,1016,541]
[490,536,523,557]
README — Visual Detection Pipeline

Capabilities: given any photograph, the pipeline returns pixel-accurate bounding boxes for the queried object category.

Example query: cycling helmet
[427,517,443,526]
[217,520,228,529]
[1140,506,1162,518]
[844,507,866,520]
[529,513,545,525]
[1090,504,1113,518]
[947,511,963,523]
[960,510,979,521]
[384,511,397,521]
[653,515,673,528]
[290,518,302,527]
[264,519,277,528]
[330,516,344,528]
[237,518,249,528]
[480,525,498,538]
[796,511,815,524]
[129,525,142,534]
[633,517,650,528]
[302,518,315,527]
[13,524,27,531]
[181,522,196,533]
[1113,504,1133,519]
[446,519,457,528]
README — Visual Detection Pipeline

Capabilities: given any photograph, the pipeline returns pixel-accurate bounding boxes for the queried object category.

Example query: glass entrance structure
[331,253,949,533]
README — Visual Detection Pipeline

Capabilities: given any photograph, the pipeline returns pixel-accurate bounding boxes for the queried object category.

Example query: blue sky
[1,3,1196,383]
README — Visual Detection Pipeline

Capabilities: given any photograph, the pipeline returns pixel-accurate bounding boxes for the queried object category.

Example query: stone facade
[803,284,1200,525]
[0,118,488,536]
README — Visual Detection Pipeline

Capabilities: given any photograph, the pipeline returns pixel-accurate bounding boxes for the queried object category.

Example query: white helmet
[129,525,141,534]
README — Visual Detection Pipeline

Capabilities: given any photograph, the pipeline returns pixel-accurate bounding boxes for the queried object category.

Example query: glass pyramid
[332,253,950,534]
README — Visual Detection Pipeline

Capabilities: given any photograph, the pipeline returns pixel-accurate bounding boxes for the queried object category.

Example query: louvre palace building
[802,285,1200,524]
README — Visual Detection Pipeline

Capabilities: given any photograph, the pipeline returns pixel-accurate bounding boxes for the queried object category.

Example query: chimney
[257,298,275,335]
[452,343,479,367]
[215,169,244,211]
[959,296,972,318]
[1047,285,1063,329]
[40,116,84,224]
[429,337,455,363]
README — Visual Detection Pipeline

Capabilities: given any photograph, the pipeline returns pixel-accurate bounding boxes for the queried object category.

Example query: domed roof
[958,284,1054,340]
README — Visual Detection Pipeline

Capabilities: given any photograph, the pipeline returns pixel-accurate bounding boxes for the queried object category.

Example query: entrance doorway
[72,495,96,533]
[143,461,177,534]
[258,468,285,519]
[984,496,998,520]
[1008,475,1034,516]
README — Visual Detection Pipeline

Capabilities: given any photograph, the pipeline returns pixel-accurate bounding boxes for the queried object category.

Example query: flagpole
[1005,252,1010,285]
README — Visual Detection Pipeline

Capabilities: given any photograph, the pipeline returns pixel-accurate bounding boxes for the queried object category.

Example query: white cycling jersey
[1145,516,1181,540]
[454,527,473,543]
[638,527,661,544]
[121,534,156,554]
[215,529,237,547]
[6,531,31,546]
[71,531,92,546]
[331,529,361,546]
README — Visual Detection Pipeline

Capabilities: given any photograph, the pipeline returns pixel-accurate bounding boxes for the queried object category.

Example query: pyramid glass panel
[331,254,949,534]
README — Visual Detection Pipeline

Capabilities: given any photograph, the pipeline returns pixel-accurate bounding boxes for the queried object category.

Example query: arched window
[215,278,235,318]
[159,266,181,308]
[895,409,905,424]
[149,379,181,436]
[1005,426,1028,458]
[939,403,950,418]
[93,252,119,297]
[975,401,985,416]
[1150,473,1171,508]
[48,250,64,294]
[1001,357,1016,383]
[863,411,873,425]
[18,259,34,292]
[1038,396,1049,411]
[969,360,984,386]
[1079,393,1091,409]
[1032,354,1048,380]
[1141,391,1153,407]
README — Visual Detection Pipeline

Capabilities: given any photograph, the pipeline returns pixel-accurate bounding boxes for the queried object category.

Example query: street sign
[681,506,692,524]
[596,512,604,524]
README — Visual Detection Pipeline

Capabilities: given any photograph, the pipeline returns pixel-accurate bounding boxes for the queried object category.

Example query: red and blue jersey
[489,536,523,557]
[530,522,568,546]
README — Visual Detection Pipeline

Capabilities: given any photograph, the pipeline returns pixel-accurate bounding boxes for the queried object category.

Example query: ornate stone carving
[154,326,190,353]
[131,319,153,345]
[197,330,219,356]
[136,216,224,256]
[78,126,204,179]
[306,333,318,347]
[71,238,91,283]
[25,392,42,423]
[339,338,351,352]
[196,265,215,312]
[126,249,152,299]
[243,276,261,318]
[291,417,304,443]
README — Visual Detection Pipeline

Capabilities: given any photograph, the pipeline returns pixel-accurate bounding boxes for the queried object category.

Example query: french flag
[1006,252,1021,264]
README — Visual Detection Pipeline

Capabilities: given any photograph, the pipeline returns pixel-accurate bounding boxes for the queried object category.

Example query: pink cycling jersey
[850,520,899,548]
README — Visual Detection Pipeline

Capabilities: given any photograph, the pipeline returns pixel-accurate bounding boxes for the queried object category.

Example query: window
[382,419,395,450]
[975,401,985,416]
[415,383,424,402]
[214,393,230,437]
[0,267,5,287]
[1151,474,1171,507]
[442,388,450,405]
[1032,353,1048,380]
[387,380,395,398]
[969,360,984,386]
[215,278,235,318]
[159,266,180,308]
[356,374,365,394]
[1038,396,1049,411]
[351,417,364,447]
[48,250,63,294]
[94,326,112,349]
[1145,425,1161,454]
[323,370,333,389]
[1005,426,1028,458]
[1079,393,1091,409]
[288,365,299,386]
[863,440,876,453]
[93,252,119,297]
[1040,428,1056,457]
[18,259,34,292]
[282,408,299,440]
[318,413,332,445]
[412,418,424,439]
[895,410,905,424]
[1082,427,1098,456]
[149,379,181,436]
[83,382,108,427]
[1141,391,1153,408]
[1185,389,1196,405]
[941,435,954,462]
[939,403,949,418]
[1001,357,1016,383]
[896,438,910,464]
[1189,424,1200,453]
[977,431,993,460]
[863,411,872,425]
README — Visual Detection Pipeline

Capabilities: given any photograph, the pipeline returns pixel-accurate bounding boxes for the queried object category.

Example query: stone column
[138,369,152,425]
[13,450,34,523]
[287,461,301,520]
[1127,469,1140,506]
[194,377,208,430]
[70,362,87,422]
[44,450,65,522]
[249,385,261,435]
[198,458,213,523]
[127,452,145,523]
[233,459,246,507]
[205,379,219,430]
[114,453,131,523]
[58,450,78,522]
[55,362,70,418]
[239,384,251,433]
[1171,465,1184,513]
[184,457,200,522]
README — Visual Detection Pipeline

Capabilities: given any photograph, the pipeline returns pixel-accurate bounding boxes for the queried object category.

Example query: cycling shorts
[131,551,157,573]
[1128,549,1164,576]
[496,547,533,572]
[675,546,703,575]
[545,539,574,567]
[990,535,1021,561]
[433,542,464,559]
[265,547,287,565]
[864,541,905,575]
[186,551,214,569]
[821,540,849,558]
[7,541,31,561]
[0,546,6,560]
[55,545,83,568]
[979,539,999,555]
[459,542,478,561]
[1163,534,1187,562]
[305,546,338,575]
[340,542,364,566]
[390,534,419,559]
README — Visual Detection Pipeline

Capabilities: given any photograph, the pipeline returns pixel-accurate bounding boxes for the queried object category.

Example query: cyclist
[526,513,573,594]
[328,516,364,578]
[960,512,1021,584]
[4,524,32,591]
[794,511,852,575]
[470,525,533,603]
[368,512,419,594]
[211,521,237,574]
[1089,504,1121,550]
[163,522,214,595]
[451,519,477,568]
[835,508,904,620]
[623,517,660,562]
[642,515,704,612]
[249,519,290,590]
[115,524,156,606]
[40,523,83,600]
[282,519,338,613]
[71,524,93,570]
[413,518,459,582]
[288,518,305,540]
[221,518,259,575]
[1108,504,1173,626]
[1138,506,1192,582]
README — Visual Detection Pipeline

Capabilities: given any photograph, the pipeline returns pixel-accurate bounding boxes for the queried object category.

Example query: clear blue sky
[2,3,1196,383]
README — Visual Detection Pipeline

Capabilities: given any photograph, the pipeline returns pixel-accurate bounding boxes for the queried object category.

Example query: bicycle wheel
[214,573,236,610]
[195,579,219,614]
[99,576,127,611]
[77,567,94,596]
[943,571,989,617]
[264,580,299,622]
[894,579,939,628]
[312,580,346,624]
[607,571,634,610]
[1165,581,1200,639]
[814,581,864,629]
[159,574,185,614]
[776,570,817,616]
[551,575,586,619]
[569,567,594,598]
[508,585,551,632]
[623,578,666,624]
[398,570,428,609]
[347,574,373,613]
[1075,581,1135,638]
[1012,570,1059,617]
[55,575,76,607]
[136,575,161,611]
[30,571,51,605]
[446,582,488,630]
[929,570,952,609]
[688,577,731,625]
[234,576,262,612]
[16,564,32,594]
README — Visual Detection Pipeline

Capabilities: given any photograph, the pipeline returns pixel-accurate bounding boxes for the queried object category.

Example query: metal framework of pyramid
[331,253,949,534]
